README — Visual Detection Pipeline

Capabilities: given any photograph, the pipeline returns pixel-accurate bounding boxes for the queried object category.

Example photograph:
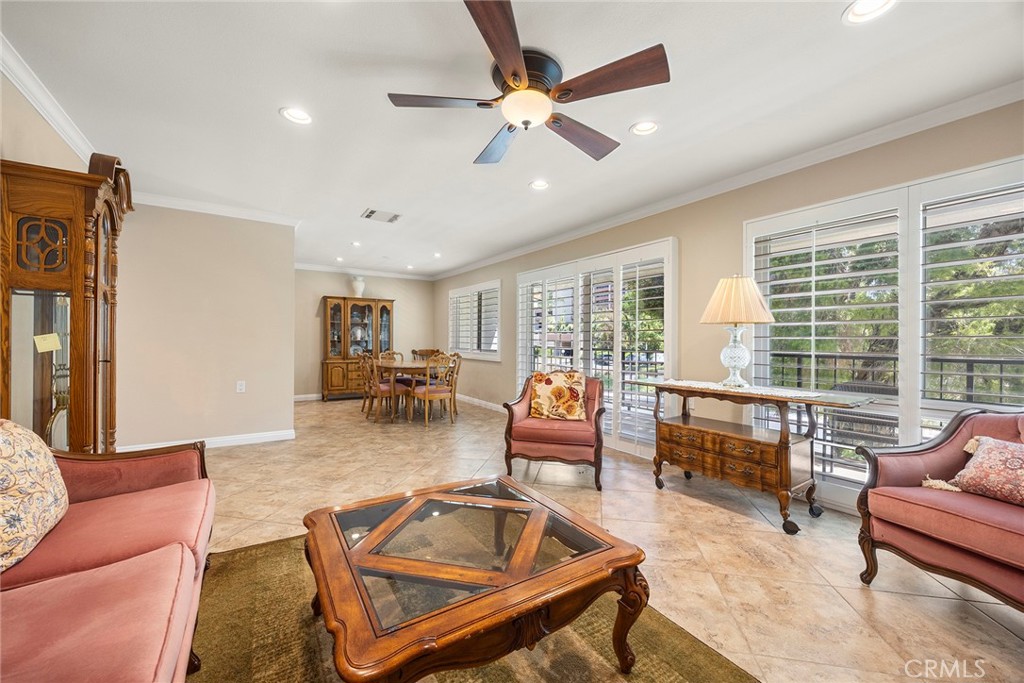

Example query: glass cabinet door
[348,301,374,357]
[327,300,344,358]
[378,302,392,353]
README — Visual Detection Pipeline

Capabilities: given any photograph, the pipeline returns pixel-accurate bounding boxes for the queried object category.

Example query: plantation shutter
[921,186,1024,405]
[449,283,499,355]
[618,259,665,445]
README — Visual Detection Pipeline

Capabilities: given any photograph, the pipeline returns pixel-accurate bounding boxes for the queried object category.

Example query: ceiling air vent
[361,208,401,224]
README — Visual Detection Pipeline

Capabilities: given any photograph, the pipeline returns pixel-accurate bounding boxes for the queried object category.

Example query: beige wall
[117,205,295,445]
[433,102,1024,420]
[1,75,86,171]
[294,270,435,396]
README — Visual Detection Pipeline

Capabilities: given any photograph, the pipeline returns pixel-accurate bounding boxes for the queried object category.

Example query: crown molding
[132,192,301,227]
[431,82,1024,281]
[1,33,94,163]
[294,262,431,280]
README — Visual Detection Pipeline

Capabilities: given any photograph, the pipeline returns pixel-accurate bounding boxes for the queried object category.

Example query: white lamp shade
[699,275,775,325]
[500,89,553,130]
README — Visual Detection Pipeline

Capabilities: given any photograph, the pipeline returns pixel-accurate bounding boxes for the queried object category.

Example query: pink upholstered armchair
[857,408,1024,611]
[503,374,606,490]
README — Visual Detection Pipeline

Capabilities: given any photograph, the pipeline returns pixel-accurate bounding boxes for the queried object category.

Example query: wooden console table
[640,380,873,534]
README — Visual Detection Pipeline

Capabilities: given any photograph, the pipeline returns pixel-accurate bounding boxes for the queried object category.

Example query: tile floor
[207,400,1024,682]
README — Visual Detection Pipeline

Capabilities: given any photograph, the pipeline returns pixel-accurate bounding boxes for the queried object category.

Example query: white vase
[351,276,365,298]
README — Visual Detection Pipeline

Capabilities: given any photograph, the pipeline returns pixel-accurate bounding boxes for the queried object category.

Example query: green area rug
[190,536,757,683]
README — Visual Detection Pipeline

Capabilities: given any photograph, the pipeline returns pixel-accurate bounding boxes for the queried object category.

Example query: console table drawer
[659,423,708,449]
[720,457,763,487]
[662,446,702,469]
[712,434,773,465]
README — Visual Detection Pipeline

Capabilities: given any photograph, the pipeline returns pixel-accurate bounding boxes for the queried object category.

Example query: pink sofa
[857,409,1024,610]
[1,442,216,682]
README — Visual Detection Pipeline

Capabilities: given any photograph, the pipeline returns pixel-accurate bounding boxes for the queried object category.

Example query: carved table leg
[612,565,650,674]
[777,489,800,535]
[805,481,823,518]
[653,455,665,489]
[304,539,323,616]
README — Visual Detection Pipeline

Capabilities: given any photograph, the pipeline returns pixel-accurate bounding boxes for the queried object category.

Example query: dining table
[376,358,432,422]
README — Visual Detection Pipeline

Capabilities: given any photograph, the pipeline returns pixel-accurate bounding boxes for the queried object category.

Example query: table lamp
[699,274,775,387]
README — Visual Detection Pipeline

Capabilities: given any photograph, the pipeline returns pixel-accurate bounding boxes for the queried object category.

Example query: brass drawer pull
[725,462,756,476]
[725,442,755,456]
[674,450,697,462]
[685,434,699,443]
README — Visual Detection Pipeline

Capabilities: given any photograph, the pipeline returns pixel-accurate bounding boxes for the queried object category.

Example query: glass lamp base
[719,326,751,387]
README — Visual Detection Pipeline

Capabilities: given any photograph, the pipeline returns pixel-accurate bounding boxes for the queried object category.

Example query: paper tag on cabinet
[33,333,62,353]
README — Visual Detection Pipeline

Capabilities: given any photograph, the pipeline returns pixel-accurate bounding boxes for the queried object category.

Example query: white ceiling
[3,1,1022,279]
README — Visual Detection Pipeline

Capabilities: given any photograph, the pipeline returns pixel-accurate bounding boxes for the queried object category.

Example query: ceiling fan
[388,0,670,164]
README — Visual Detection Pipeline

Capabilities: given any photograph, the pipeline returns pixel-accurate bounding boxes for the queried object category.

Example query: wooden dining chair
[362,354,411,423]
[411,348,441,360]
[409,352,455,426]
[381,350,415,387]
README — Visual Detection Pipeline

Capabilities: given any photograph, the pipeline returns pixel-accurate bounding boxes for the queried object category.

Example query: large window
[747,160,1023,504]
[517,240,675,456]
[448,280,500,360]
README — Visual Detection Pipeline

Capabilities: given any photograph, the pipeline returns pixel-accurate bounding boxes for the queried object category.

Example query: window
[921,187,1024,405]
[516,240,674,456]
[448,280,500,360]
[747,160,1023,506]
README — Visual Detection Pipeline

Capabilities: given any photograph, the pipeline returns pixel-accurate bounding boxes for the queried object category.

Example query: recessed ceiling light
[529,179,549,190]
[629,121,658,136]
[352,241,360,247]
[335,257,344,262]
[279,107,312,125]
[434,252,442,258]
[842,0,897,25]
[406,265,414,270]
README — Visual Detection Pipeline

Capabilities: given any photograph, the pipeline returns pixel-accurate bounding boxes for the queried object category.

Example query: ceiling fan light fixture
[529,179,549,190]
[629,121,658,136]
[279,107,312,125]
[842,0,897,25]
[500,89,553,130]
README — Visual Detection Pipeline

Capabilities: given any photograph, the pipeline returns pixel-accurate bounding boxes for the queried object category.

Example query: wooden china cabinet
[1,153,133,452]
[321,296,394,400]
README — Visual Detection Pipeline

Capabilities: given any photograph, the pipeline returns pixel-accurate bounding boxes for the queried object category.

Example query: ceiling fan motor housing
[491,49,563,95]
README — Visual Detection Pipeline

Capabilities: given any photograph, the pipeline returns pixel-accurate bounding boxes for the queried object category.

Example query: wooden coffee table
[303,476,648,683]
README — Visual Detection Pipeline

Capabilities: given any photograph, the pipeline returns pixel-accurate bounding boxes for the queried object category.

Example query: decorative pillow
[1,419,69,571]
[950,436,1024,506]
[529,371,587,421]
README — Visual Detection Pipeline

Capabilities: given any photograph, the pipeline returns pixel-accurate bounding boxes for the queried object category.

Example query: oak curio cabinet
[1,154,133,452]
[321,296,393,400]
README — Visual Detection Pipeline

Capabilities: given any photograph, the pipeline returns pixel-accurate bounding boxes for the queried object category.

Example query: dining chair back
[410,352,456,426]
[411,348,441,360]
[363,354,411,423]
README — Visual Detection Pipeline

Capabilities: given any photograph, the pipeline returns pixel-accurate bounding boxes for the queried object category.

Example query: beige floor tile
[641,564,752,653]
[973,601,1024,641]
[716,574,906,672]
[601,518,708,571]
[755,655,913,682]
[693,529,829,584]
[930,574,1005,604]
[719,651,764,680]
[837,588,1024,683]
[216,518,305,551]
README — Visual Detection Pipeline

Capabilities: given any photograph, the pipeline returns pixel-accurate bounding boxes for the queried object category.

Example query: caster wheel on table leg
[782,519,800,535]
[809,504,823,518]
[655,477,665,489]
[684,471,693,480]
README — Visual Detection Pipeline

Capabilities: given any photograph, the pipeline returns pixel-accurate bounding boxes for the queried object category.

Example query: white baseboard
[294,394,320,402]
[122,429,296,451]
[455,394,505,413]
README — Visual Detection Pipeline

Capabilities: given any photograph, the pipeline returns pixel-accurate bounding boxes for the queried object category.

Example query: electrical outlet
[236,380,246,393]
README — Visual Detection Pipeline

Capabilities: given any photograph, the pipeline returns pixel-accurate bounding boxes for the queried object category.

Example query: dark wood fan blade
[545,115,619,161]
[464,0,528,90]
[549,44,670,104]
[474,123,519,164]
[388,93,499,109]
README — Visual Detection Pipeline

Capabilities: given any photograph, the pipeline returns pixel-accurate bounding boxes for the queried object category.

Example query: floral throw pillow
[950,436,1024,507]
[529,371,587,421]
[1,419,69,571]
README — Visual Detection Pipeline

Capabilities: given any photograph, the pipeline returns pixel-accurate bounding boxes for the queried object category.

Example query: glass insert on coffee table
[303,476,648,683]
